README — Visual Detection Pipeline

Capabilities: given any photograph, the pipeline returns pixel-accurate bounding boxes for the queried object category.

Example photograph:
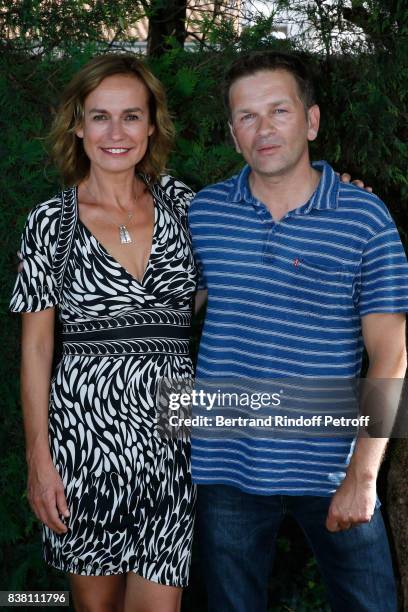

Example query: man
[188,51,408,611]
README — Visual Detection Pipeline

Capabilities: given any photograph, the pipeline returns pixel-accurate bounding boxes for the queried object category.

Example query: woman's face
[76,73,155,176]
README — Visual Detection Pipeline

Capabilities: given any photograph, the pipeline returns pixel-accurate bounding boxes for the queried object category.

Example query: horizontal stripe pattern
[189,160,408,495]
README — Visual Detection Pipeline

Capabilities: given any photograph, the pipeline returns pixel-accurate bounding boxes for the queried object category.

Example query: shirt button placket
[262,221,279,263]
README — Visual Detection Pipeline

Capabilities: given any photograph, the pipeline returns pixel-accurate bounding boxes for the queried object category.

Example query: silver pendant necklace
[119,225,132,244]
[118,210,134,244]
[83,182,139,245]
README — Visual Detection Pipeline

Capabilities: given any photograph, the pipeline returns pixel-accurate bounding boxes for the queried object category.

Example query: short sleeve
[158,175,195,212]
[172,180,208,290]
[188,197,207,291]
[357,222,408,316]
[170,178,196,210]
[9,198,62,312]
[157,175,207,289]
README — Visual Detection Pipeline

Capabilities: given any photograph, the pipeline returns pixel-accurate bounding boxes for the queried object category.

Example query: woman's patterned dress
[10,177,197,585]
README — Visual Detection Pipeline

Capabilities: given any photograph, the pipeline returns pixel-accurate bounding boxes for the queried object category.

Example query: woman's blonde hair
[49,53,175,185]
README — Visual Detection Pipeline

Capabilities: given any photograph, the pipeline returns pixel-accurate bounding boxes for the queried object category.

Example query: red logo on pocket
[294,258,300,268]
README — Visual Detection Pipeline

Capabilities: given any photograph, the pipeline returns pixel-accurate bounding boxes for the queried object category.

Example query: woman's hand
[27,456,70,535]
[20,309,66,533]
[339,173,373,192]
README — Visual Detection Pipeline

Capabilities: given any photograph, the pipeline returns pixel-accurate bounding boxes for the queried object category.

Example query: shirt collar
[227,160,340,213]
[227,164,253,203]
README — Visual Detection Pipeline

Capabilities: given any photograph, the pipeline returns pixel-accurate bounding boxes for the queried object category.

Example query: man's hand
[327,313,406,533]
[339,173,373,193]
[326,471,377,532]
[27,457,70,535]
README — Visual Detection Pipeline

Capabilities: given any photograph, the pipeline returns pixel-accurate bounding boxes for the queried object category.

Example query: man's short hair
[223,51,316,116]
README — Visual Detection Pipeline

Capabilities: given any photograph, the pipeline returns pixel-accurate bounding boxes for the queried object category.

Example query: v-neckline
[74,185,157,287]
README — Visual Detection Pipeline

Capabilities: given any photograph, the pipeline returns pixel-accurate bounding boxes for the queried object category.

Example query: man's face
[229,69,319,178]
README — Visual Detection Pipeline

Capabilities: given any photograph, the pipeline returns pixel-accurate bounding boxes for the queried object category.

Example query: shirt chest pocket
[279,257,356,318]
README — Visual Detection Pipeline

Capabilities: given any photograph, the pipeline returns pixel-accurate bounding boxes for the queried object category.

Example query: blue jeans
[197,485,397,612]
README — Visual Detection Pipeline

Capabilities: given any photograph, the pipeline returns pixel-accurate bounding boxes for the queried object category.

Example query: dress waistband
[62,323,191,343]
[61,311,191,357]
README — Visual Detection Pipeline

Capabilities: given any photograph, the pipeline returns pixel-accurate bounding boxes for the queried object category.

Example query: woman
[10,54,197,612]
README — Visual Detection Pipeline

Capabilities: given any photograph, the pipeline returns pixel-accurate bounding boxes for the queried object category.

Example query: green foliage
[268,538,330,611]
[0,0,146,54]
[0,0,407,607]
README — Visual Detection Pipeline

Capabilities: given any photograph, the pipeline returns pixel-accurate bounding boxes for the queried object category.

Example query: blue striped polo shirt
[188,160,408,495]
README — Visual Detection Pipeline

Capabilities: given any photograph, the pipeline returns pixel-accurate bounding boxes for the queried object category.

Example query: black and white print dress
[10,176,197,584]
